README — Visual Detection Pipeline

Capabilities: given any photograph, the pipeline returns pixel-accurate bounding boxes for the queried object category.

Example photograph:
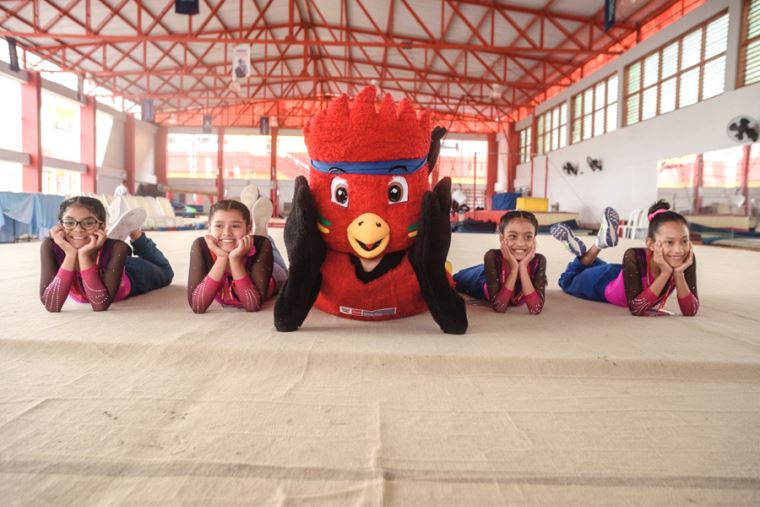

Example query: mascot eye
[387,176,409,204]
[330,177,349,207]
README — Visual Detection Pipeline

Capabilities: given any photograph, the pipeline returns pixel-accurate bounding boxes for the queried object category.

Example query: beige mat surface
[1,230,759,505]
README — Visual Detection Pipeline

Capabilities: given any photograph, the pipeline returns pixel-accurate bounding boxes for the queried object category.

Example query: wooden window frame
[518,126,531,164]
[537,103,568,154]
[625,11,729,126]
[738,0,760,87]
[570,74,618,144]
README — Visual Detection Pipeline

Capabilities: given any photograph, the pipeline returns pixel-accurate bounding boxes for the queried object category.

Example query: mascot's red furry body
[274,87,467,334]
[317,252,426,319]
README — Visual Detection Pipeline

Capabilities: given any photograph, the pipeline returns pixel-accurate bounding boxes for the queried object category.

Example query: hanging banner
[604,0,616,32]
[142,99,154,122]
[232,45,251,79]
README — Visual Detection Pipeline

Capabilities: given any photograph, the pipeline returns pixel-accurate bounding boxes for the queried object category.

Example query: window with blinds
[536,103,567,155]
[571,74,618,144]
[625,12,728,126]
[518,126,531,164]
[740,0,760,86]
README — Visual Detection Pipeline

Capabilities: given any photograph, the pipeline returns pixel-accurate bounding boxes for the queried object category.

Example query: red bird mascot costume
[274,87,467,334]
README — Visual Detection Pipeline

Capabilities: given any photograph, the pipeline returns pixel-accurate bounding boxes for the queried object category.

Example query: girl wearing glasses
[39,196,174,312]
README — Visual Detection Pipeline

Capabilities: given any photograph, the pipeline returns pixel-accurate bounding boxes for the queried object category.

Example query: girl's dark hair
[208,199,251,226]
[499,211,538,234]
[58,196,107,223]
[647,199,688,239]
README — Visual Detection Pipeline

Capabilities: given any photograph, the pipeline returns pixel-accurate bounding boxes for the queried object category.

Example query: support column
[154,125,168,186]
[741,144,751,216]
[216,127,225,202]
[21,70,42,192]
[505,122,519,193]
[270,127,279,218]
[529,116,538,164]
[124,114,135,194]
[529,158,534,197]
[485,132,497,210]
[471,153,478,209]
[529,116,538,197]
[692,153,703,215]
[80,96,97,193]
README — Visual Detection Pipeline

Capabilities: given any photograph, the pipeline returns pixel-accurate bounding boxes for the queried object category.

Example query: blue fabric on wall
[0,192,65,243]
[33,193,66,238]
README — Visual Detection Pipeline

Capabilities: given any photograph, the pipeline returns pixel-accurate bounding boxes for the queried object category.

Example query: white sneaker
[595,207,620,249]
[252,197,273,236]
[107,208,147,241]
[550,223,587,258]
[240,184,260,210]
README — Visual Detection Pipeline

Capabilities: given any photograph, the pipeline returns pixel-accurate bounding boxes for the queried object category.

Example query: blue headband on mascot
[310,156,427,175]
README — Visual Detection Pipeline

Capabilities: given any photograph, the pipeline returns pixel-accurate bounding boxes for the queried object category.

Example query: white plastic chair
[134,196,159,228]
[156,196,187,227]
[621,209,649,240]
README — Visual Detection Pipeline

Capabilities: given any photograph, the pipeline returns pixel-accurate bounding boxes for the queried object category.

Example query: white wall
[513,0,758,225]
[537,82,760,224]
[96,110,125,195]
[95,109,158,194]
[134,119,156,185]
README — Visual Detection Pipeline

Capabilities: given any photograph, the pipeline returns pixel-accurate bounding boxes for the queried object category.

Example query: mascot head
[303,87,432,259]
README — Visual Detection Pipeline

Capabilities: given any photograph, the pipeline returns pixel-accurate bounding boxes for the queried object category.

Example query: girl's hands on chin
[51,224,78,256]
[78,230,107,258]
[204,235,228,258]
[518,242,536,269]
[229,235,252,262]
[501,242,519,271]
[652,241,673,275]
[674,248,694,275]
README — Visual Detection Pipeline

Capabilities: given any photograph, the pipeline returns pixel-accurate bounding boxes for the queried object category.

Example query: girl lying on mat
[453,211,547,314]
[550,200,698,317]
[40,196,174,312]
[187,198,287,313]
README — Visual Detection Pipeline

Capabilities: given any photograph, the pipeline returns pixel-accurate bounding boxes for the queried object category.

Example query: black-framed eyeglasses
[60,218,102,231]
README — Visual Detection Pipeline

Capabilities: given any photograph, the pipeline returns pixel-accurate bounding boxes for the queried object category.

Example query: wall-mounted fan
[727,116,759,143]
[562,162,578,176]
[586,157,603,172]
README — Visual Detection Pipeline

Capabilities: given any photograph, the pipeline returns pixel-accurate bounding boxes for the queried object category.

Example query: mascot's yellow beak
[347,213,391,259]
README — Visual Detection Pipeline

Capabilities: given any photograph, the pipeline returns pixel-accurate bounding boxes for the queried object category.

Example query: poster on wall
[232,45,251,79]
[142,99,154,122]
